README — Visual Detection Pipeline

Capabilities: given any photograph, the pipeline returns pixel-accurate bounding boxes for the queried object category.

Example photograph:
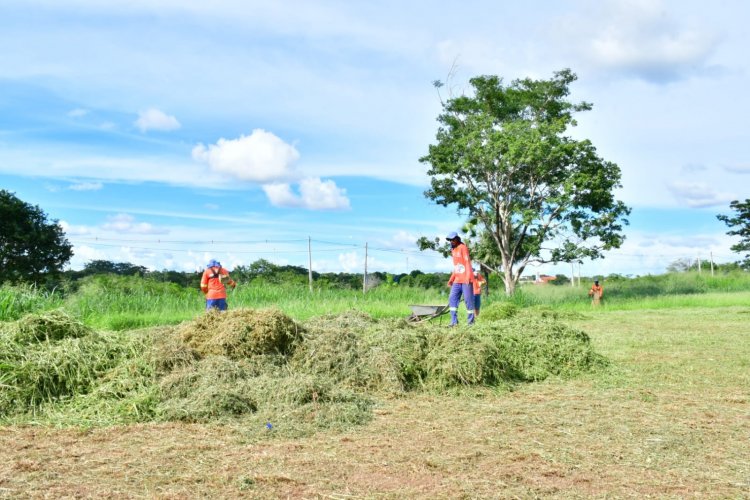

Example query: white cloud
[0,148,234,189]
[134,108,181,132]
[585,1,720,82]
[262,183,300,207]
[59,220,95,236]
[66,244,107,270]
[298,177,351,210]
[723,163,750,174]
[668,181,736,208]
[192,129,299,183]
[68,108,89,117]
[547,0,721,84]
[338,251,361,273]
[69,181,103,191]
[538,228,738,278]
[101,213,170,234]
[681,163,708,173]
[263,177,350,210]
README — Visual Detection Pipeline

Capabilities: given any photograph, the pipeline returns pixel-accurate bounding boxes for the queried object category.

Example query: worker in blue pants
[445,231,475,325]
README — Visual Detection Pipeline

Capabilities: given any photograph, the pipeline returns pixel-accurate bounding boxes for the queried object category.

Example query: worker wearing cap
[200,259,236,311]
[446,232,475,325]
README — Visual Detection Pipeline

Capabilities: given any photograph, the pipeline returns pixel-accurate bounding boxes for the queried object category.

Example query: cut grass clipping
[0,308,607,433]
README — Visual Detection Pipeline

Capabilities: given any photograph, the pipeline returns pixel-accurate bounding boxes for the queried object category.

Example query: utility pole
[710,251,715,276]
[363,242,368,294]
[308,236,313,292]
[697,255,702,274]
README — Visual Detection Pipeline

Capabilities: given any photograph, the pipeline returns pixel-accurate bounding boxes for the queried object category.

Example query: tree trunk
[503,267,516,296]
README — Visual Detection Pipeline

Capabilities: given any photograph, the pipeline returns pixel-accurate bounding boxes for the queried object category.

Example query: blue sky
[1,0,748,277]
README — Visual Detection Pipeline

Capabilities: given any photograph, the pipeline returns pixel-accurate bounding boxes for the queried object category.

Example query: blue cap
[446,231,459,240]
[207,259,221,268]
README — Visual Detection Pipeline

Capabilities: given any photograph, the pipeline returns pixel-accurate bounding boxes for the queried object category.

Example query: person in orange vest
[472,267,487,318]
[200,259,236,311]
[588,279,603,306]
[446,232,475,325]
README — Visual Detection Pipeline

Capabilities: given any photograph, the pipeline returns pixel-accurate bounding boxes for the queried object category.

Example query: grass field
[1,301,748,498]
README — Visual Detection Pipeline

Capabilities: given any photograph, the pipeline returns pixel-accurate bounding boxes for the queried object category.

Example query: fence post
[363,242,368,294]
[308,236,313,292]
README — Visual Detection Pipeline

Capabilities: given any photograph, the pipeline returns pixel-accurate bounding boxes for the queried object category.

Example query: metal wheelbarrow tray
[407,304,449,323]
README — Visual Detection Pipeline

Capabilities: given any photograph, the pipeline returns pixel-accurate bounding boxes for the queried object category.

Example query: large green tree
[420,69,630,295]
[0,190,73,284]
[717,199,750,269]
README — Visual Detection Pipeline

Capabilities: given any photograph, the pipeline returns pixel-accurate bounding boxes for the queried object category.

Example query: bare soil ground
[1,308,748,499]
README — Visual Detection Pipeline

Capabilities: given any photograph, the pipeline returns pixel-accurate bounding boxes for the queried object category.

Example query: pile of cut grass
[1,307,606,434]
[178,308,301,359]
[0,310,128,415]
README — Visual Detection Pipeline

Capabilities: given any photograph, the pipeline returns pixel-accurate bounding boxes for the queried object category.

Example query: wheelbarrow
[407,304,449,323]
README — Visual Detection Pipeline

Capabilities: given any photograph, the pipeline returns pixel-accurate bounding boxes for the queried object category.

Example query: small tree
[419,69,630,295]
[717,199,750,269]
[0,190,73,284]
[666,258,693,273]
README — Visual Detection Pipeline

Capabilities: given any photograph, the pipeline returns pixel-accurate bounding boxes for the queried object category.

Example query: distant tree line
[51,258,452,293]
[2,189,748,294]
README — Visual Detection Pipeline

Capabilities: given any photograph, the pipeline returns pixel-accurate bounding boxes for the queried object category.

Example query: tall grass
[495,271,750,311]
[0,283,64,321]
[234,282,446,320]
[64,275,201,329]
[1,271,749,328]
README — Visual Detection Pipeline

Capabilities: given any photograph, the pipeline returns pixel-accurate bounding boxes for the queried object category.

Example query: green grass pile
[422,327,506,388]
[0,310,127,416]
[178,308,301,359]
[485,317,608,381]
[157,355,259,421]
[155,309,374,429]
[1,308,606,433]
[480,301,520,320]
[291,310,405,393]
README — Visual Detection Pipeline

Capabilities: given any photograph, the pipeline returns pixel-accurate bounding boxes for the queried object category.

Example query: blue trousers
[449,283,475,325]
[206,298,228,311]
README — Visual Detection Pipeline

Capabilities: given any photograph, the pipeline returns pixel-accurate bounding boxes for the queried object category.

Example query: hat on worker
[207,259,221,268]
[445,231,459,240]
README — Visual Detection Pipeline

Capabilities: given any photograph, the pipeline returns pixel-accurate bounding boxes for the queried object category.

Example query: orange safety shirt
[589,284,603,297]
[472,273,486,295]
[201,267,235,300]
[448,243,474,285]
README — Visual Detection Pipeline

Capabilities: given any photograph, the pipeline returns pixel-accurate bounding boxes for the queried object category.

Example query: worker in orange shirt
[472,267,487,318]
[588,279,603,306]
[200,259,236,311]
[446,232,475,326]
